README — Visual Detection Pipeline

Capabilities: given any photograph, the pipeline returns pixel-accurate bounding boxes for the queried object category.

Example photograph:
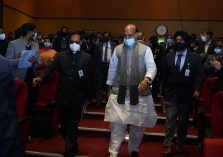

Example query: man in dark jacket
[203,37,223,91]
[33,32,92,157]
[196,28,216,63]
[52,26,69,52]
[0,55,22,157]
[160,31,202,155]
[94,32,116,107]
[0,27,8,56]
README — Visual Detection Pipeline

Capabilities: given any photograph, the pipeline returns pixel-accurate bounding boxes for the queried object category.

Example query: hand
[138,79,149,93]
[28,56,37,64]
[32,77,42,87]
[210,58,222,70]
[194,91,200,98]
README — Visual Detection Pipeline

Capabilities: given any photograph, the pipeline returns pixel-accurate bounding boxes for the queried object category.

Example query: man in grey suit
[5,23,40,115]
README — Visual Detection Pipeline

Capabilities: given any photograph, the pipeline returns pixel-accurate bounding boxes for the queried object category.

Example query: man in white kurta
[104,24,157,157]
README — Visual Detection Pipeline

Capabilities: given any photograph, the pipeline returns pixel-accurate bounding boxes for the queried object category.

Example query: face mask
[124,38,135,47]
[173,42,187,51]
[214,47,222,54]
[0,33,6,40]
[70,43,80,52]
[61,32,68,37]
[44,42,51,48]
[32,32,37,40]
[201,35,207,42]
[166,38,173,43]
[103,37,110,42]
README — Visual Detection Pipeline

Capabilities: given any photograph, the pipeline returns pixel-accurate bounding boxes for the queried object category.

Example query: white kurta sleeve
[144,47,157,82]
[106,47,119,86]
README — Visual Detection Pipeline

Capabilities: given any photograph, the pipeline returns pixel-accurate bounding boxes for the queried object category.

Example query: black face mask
[102,37,110,43]
[173,42,187,51]
[61,32,68,37]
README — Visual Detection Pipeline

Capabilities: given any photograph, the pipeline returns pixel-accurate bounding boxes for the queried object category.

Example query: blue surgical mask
[214,47,222,54]
[124,38,135,47]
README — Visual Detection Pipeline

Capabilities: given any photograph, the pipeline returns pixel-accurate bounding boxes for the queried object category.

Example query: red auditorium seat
[30,70,60,137]
[201,77,218,118]
[197,77,219,150]
[14,79,30,152]
[211,91,223,137]
[203,138,223,157]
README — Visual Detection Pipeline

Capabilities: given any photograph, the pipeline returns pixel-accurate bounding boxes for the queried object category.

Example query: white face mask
[0,33,6,40]
[44,42,51,48]
[201,35,207,42]
[70,43,80,53]
[32,32,37,40]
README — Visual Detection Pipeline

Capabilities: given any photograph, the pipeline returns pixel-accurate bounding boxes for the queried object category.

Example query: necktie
[176,54,183,72]
[104,42,108,62]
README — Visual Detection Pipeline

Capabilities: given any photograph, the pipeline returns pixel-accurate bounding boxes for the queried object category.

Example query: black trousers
[96,63,109,104]
[59,104,83,157]
[163,100,191,146]
[152,74,160,101]
[25,67,38,116]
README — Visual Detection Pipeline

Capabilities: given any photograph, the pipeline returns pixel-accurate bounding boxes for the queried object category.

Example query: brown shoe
[163,146,174,156]
[176,145,183,153]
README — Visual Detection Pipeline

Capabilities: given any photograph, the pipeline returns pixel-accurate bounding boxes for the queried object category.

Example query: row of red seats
[203,91,223,156]
[14,70,60,152]
[198,77,223,137]
[196,77,223,156]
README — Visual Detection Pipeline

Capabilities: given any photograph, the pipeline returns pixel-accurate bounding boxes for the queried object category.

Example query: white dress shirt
[102,42,112,62]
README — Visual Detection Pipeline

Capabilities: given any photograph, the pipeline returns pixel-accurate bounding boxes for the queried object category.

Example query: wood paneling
[0,0,3,27]
[3,0,223,36]
[35,0,223,20]
[4,0,36,16]
[3,6,34,33]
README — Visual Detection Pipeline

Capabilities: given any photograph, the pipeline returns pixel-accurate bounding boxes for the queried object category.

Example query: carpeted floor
[26,135,202,157]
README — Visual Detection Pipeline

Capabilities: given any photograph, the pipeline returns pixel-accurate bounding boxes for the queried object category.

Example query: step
[78,115,198,143]
[84,105,195,124]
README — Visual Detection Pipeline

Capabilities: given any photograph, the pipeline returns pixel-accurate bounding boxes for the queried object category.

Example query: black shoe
[131,151,139,157]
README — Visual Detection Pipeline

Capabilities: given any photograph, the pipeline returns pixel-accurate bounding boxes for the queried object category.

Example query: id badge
[185,69,190,76]
[78,70,84,78]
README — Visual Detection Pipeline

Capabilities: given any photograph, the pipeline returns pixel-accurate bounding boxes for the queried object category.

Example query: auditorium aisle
[26,100,202,157]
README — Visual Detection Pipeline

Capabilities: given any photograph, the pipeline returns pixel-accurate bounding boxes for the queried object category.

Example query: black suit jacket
[160,50,202,104]
[40,50,92,105]
[196,39,216,63]
[52,36,69,52]
[94,41,116,73]
[196,39,216,55]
